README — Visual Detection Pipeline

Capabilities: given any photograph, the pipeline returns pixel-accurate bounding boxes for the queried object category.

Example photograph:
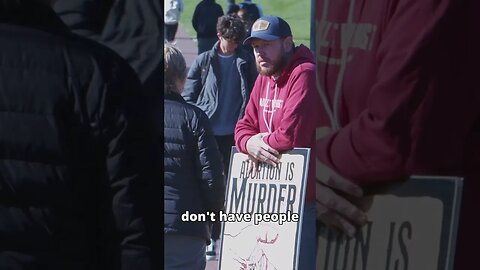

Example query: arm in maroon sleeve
[235,79,261,153]
[316,0,460,185]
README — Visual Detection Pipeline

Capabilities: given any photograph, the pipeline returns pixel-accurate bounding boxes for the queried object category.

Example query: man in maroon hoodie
[234,16,327,270]
[313,0,479,269]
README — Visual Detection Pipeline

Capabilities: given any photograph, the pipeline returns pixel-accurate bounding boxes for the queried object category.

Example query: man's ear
[283,36,294,52]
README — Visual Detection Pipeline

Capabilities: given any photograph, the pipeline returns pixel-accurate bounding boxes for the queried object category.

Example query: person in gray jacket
[182,14,257,260]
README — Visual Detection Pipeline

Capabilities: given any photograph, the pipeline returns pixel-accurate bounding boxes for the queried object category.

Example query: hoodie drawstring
[262,80,278,134]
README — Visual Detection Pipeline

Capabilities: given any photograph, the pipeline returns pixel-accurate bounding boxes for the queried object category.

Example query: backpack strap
[201,53,212,87]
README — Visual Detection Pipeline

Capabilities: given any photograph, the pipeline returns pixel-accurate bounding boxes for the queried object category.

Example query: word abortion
[181,210,299,225]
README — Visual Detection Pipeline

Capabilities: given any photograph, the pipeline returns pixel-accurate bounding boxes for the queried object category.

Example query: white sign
[219,147,310,270]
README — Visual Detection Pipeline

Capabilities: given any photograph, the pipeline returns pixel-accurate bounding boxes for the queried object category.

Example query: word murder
[229,161,299,214]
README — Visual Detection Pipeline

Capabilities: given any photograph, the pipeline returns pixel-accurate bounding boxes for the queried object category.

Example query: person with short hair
[225,0,239,15]
[234,16,324,270]
[238,0,263,22]
[236,6,257,57]
[164,43,226,269]
[183,14,258,260]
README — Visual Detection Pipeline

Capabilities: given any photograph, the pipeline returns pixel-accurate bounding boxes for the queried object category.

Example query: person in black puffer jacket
[164,43,225,270]
[53,0,163,97]
[0,1,156,269]
[192,0,224,54]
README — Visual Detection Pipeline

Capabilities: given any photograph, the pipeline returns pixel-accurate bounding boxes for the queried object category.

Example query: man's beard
[256,52,289,77]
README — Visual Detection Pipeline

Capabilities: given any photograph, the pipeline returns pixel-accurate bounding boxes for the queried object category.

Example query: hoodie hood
[274,44,315,86]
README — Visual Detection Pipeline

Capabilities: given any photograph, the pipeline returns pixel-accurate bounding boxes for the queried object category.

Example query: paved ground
[206,258,219,270]
[174,25,198,69]
[205,240,221,270]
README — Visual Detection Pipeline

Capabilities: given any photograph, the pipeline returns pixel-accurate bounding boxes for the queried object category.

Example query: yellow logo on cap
[252,20,270,32]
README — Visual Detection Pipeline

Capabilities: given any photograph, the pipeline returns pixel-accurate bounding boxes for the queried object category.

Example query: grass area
[179,0,312,48]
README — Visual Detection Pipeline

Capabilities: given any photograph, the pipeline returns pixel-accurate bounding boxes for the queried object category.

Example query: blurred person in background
[164,0,184,43]
[164,43,226,269]
[238,0,262,21]
[236,6,257,57]
[192,0,224,54]
[237,0,263,54]
[226,0,239,15]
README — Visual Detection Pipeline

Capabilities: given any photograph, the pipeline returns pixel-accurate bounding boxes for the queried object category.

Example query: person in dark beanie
[192,0,224,54]
[238,0,262,22]
[0,0,156,269]
[225,0,239,14]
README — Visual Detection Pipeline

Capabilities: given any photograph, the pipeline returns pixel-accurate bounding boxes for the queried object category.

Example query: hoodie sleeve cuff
[238,135,251,153]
